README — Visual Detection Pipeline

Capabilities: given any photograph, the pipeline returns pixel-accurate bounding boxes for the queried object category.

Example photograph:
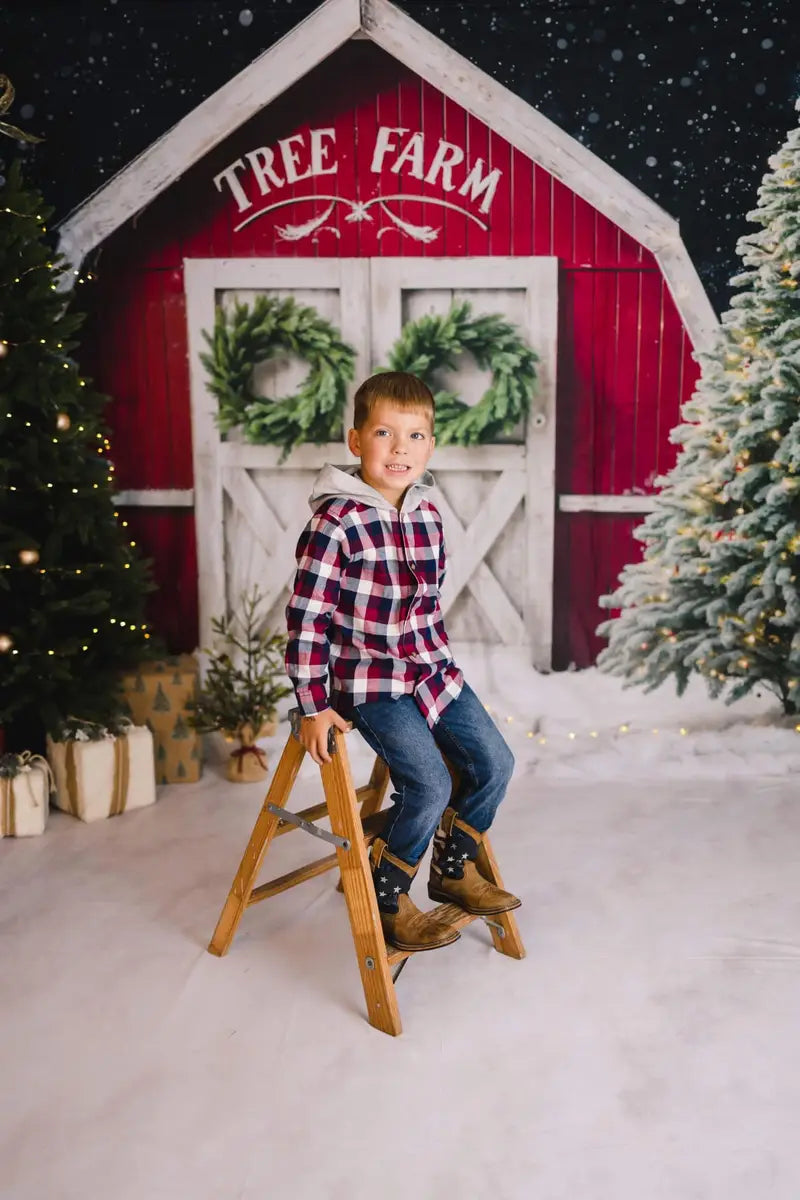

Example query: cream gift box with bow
[47,723,156,823]
[0,752,53,837]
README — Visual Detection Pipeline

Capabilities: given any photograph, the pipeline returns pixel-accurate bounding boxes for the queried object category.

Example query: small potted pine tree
[188,586,292,782]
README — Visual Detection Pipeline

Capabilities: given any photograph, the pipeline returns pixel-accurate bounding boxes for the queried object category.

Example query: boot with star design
[370,837,461,952]
[428,807,521,916]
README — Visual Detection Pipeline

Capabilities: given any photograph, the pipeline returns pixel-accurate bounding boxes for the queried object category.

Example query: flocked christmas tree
[0,157,154,747]
[598,98,800,714]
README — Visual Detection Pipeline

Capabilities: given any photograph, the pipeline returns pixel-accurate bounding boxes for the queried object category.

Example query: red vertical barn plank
[203,160,235,259]
[375,79,403,259]
[419,79,445,259]
[633,272,665,491]
[552,512,642,669]
[617,228,644,267]
[107,273,141,491]
[162,267,193,489]
[139,271,172,489]
[509,148,533,258]
[354,80,380,258]
[121,509,199,653]
[135,187,184,270]
[532,163,553,256]
[487,129,511,257]
[595,211,620,267]
[442,95,468,256]
[555,269,579,493]
[655,284,686,479]
[333,99,359,258]
[464,114,490,257]
[573,195,597,267]
[393,78,422,259]
[609,272,644,494]
[591,271,622,494]
[561,271,598,494]
[551,178,575,264]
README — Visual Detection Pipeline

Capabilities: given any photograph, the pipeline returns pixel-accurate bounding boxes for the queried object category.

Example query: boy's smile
[347,398,435,507]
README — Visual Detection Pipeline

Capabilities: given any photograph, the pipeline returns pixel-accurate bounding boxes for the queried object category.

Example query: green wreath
[200,295,357,460]
[381,300,538,445]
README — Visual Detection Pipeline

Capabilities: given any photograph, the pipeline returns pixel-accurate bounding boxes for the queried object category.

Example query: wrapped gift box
[119,654,203,784]
[0,753,51,837]
[47,725,156,823]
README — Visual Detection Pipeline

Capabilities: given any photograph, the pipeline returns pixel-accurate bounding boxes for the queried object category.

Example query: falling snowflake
[238,8,253,25]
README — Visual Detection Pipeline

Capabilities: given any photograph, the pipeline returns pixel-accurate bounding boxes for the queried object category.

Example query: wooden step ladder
[208,709,525,1036]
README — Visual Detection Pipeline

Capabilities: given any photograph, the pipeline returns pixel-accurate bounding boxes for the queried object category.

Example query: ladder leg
[321,732,402,1037]
[208,735,306,957]
[336,754,389,893]
[476,836,526,960]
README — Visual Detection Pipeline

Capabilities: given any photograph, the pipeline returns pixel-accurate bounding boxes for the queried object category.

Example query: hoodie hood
[308,462,436,514]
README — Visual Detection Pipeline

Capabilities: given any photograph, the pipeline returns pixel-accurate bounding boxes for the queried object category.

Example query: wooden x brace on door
[434,471,527,644]
[222,468,300,615]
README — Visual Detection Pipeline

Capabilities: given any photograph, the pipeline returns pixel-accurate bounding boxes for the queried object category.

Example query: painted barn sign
[58,0,718,668]
[214,124,502,244]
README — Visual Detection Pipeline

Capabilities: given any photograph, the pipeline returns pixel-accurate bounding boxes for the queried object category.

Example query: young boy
[285,371,520,953]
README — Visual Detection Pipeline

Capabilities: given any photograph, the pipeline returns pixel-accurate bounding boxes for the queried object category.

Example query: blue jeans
[351,682,515,866]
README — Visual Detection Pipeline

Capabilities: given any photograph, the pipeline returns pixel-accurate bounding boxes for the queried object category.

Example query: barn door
[185,259,370,649]
[370,258,558,670]
[186,256,557,669]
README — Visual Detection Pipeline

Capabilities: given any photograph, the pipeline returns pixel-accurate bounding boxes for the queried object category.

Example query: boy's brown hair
[352,371,435,431]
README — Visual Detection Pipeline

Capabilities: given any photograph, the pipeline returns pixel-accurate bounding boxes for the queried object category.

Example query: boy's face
[347,399,435,506]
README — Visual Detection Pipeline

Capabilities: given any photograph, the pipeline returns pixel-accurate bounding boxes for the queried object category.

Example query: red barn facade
[58,0,717,668]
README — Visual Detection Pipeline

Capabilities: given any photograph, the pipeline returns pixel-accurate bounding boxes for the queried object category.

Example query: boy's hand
[299,708,352,766]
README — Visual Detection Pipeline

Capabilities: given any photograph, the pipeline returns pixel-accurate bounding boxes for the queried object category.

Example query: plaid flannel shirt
[285,467,463,729]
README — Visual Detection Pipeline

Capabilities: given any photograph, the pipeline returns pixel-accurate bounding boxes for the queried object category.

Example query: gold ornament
[18,548,39,566]
[0,633,13,653]
[0,75,43,144]
[56,412,71,431]
[0,341,8,359]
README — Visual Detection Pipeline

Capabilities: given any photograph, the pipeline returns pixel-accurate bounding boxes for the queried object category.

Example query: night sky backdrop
[1,0,799,315]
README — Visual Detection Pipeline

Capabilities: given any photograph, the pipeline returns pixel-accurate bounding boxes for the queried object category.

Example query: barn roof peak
[56,0,717,345]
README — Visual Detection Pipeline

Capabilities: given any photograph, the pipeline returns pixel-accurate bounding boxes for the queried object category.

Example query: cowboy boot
[428,807,521,916]
[371,837,461,952]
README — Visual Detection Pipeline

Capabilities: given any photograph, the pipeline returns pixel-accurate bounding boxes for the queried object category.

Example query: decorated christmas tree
[598,98,800,714]
[0,159,153,747]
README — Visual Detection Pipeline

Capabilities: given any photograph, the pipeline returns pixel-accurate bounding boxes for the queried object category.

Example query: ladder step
[249,851,338,904]
[384,904,481,966]
[249,810,387,905]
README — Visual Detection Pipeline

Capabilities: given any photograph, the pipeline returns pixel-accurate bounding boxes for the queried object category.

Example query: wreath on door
[378,300,538,445]
[201,296,538,458]
[200,294,357,461]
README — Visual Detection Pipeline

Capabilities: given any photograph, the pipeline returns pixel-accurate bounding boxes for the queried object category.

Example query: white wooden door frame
[370,256,559,670]
[184,257,370,649]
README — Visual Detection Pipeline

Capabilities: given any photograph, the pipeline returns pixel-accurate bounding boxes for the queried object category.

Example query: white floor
[3,650,800,1199]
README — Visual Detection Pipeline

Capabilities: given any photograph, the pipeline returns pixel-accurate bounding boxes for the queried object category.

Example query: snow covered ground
[456,642,800,781]
[2,644,800,1198]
